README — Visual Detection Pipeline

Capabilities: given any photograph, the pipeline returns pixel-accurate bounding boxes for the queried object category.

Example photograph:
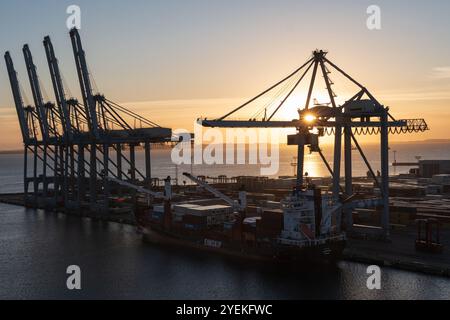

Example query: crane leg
[344,126,353,231]
[381,111,390,239]
[296,142,304,188]
[130,144,136,181]
[89,143,97,209]
[145,142,152,187]
[103,144,110,211]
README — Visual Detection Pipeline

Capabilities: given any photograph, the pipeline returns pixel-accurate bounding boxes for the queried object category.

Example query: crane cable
[250,71,300,120]
[217,56,315,120]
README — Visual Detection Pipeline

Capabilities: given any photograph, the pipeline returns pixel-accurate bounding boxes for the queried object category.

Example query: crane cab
[343,99,383,117]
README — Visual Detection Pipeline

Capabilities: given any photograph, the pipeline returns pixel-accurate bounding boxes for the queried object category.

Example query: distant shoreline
[1,139,449,155]
[397,139,450,144]
[0,150,22,155]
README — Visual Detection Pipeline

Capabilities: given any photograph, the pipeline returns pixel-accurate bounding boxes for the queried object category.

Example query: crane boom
[23,44,50,141]
[4,52,31,143]
[106,177,164,198]
[182,172,239,209]
[69,28,99,139]
[43,36,72,141]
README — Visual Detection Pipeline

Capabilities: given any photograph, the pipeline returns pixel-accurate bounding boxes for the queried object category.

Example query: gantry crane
[44,35,86,206]
[5,29,172,213]
[45,35,115,208]
[70,28,99,139]
[4,52,33,145]
[43,36,73,141]
[68,28,172,210]
[200,50,428,238]
[4,52,42,203]
[23,44,66,204]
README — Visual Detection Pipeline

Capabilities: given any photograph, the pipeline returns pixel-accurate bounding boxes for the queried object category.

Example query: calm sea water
[0,142,450,299]
[2,141,450,193]
[0,204,449,300]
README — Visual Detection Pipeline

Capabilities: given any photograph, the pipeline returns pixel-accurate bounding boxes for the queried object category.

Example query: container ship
[134,173,346,264]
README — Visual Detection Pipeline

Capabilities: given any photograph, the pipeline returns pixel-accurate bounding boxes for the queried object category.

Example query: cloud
[431,67,450,79]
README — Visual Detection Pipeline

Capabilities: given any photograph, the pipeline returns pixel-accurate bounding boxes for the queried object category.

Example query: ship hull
[140,226,346,265]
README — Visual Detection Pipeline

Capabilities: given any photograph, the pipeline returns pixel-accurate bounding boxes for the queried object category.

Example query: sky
[1,0,450,150]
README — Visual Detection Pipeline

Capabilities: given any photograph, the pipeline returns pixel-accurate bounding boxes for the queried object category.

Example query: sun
[303,114,317,123]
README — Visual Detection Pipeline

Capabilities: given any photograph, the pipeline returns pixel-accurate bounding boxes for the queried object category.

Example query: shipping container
[183,214,207,225]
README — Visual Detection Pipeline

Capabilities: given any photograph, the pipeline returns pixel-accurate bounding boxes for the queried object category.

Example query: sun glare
[303,114,316,123]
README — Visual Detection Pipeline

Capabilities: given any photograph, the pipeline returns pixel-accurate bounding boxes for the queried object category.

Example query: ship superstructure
[279,189,345,249]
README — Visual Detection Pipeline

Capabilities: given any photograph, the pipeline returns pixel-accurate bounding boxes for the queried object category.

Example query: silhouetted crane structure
[200,50,428,238]
[4,28,172,213]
